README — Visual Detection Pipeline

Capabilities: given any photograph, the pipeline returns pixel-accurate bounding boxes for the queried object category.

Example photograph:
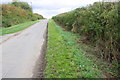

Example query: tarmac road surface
[1,19,48,78]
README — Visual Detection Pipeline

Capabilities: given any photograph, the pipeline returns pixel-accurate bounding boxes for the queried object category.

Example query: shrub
[11,2,32,12]
[2,4,43,27]
[53,2,120,65]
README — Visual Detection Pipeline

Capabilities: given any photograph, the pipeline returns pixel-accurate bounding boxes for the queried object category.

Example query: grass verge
[0,20,39,35]
[44,20,105,78]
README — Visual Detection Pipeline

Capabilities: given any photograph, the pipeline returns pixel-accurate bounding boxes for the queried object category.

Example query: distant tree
[11,2,32,12]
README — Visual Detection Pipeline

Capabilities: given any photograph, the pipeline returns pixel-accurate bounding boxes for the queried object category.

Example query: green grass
[0,20,39,35]
[44,20,103,78]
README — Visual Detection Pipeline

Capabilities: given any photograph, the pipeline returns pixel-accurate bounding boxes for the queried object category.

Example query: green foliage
[32,13,44,21]
[2,3,43,28]
[0,20,39,35]
[53,2,120,65]
[45,20,103,78]
[11,2,32,12]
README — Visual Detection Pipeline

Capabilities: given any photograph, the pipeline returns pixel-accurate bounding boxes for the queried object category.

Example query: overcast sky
[2,0,102,18]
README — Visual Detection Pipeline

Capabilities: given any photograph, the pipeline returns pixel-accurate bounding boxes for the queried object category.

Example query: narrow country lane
[1,19,48,78]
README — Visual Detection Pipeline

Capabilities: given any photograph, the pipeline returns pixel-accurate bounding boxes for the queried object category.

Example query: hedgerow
[45,20,103,78]
[53,2,120,75]
[2,2,43,27]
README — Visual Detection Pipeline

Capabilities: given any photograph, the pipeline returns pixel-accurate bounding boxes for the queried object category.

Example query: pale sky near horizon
[1,0,103,18]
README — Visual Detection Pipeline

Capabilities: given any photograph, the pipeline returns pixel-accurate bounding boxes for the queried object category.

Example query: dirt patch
[32,23,48,78]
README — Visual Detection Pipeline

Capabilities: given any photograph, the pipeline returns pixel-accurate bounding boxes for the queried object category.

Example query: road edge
[32,22,48,78]
[0,21,40,44]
